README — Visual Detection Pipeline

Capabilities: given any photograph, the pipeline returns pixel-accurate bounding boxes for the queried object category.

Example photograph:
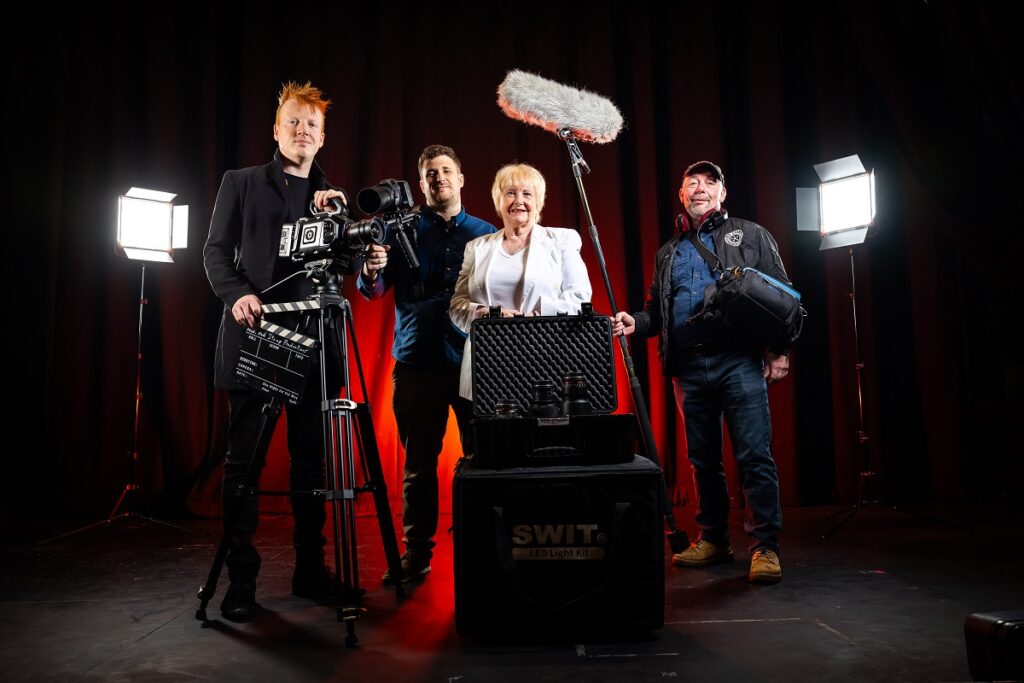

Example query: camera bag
[688,230,804,344]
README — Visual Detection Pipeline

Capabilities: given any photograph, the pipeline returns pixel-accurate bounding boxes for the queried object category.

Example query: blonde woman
[449,163,592,398]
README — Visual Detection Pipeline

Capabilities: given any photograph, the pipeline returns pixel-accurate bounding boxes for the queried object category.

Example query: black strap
[687,228,724,275]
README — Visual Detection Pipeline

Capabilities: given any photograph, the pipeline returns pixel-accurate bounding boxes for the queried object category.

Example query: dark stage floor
[1,504,1020,682]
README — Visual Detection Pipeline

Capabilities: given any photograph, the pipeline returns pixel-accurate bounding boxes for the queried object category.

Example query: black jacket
[632,216,794,373]
[203,151,342,390]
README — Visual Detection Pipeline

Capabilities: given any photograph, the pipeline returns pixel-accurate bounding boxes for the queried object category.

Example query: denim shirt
[669,230,722,361]
[357,205,496,367]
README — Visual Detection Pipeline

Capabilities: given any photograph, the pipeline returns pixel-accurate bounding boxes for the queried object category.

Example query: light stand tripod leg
[196,399,282,622]
[132,514,207,535]
[41,263,203,545]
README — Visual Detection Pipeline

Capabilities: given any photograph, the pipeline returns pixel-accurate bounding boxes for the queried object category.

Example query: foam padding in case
[471,313,616,416]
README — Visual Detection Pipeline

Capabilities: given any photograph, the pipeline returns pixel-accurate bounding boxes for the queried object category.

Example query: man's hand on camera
[313,189,347,212]
[232,294,263,328]
[362,244,390,279]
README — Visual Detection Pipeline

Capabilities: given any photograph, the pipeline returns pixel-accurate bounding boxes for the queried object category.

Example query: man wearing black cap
[613,161,794,584]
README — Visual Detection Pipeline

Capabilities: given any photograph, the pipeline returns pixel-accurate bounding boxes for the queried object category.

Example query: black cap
[683,160,725,184]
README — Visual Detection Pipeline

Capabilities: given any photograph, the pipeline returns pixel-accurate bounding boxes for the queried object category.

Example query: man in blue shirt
[614,161,793,584]
[358,145,496,581]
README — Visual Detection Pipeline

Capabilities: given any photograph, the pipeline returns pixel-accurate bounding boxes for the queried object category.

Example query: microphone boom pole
[498,70,687,552]
[558,129,687,553]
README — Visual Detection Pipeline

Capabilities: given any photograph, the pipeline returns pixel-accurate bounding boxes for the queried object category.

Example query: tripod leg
[821,504,861,540]
[355,403,404,582]
[196,399,281,622]
[106,484,134,520]
[327,408,355,605]
[341,301,403,587]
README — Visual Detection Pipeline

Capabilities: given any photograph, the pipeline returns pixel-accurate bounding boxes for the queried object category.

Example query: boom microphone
[497,70,624,144]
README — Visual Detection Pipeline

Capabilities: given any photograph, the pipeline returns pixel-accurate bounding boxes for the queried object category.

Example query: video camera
[279,179,419,270]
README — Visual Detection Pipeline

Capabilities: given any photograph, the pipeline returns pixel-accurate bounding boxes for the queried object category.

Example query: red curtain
[10,1,1020,525]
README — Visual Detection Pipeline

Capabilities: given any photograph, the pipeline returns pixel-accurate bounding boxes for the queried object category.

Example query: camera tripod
[195,259,404,646]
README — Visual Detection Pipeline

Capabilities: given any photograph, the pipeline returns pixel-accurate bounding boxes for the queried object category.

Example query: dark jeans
[671,350,782,552]
[223,365,341,580]
[392,361,474,559]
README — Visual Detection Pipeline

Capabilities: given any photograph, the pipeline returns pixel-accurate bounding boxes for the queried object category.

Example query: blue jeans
[672,351,782,552]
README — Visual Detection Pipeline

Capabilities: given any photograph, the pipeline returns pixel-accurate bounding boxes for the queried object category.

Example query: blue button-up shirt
[669,230,722,358]
[358,205,496,367]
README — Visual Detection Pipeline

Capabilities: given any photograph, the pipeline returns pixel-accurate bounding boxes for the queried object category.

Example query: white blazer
[449,226,592,398]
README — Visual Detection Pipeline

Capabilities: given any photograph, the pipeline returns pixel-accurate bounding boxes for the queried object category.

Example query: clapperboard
[235,301,321,405]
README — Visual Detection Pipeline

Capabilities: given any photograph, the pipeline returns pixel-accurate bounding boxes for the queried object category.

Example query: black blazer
[203,151,343,390]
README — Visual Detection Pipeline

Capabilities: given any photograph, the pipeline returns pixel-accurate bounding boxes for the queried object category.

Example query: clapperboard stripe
[258,319,317,348]
[261,301,321,314]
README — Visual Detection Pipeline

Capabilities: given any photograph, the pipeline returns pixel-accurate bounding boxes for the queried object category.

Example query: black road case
[472,414,636,469]
[964,610,1024,681]
[453,456,664,638]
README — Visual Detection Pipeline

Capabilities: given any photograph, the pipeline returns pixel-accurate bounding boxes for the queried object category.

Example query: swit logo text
[510,523,607,560]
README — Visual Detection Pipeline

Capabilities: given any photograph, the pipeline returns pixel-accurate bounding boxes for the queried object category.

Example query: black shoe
[382,552,432,584]
[221,577,258,622]
[292,563,340,604]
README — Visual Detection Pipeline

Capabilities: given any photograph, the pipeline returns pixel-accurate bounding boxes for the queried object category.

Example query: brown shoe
[672,539,734,567]
[749,548,782,584]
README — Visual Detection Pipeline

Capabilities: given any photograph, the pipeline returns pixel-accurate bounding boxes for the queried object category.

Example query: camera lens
[561,372,590,416]
[356,185,394,214]
[529,381,560,418]
[343,217,385,246]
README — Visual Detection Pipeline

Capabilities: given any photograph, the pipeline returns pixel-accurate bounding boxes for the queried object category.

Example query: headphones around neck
[676,209,729,233]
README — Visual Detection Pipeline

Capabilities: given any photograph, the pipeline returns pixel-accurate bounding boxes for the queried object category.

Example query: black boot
[292,557,339,604]
[221,576,259,622]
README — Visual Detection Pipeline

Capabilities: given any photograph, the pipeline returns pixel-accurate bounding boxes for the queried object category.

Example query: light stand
[42,188,199,544]
[821,244,877,538]
[796,157,964,538]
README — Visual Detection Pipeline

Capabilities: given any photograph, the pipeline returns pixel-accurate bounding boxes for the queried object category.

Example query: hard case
[453,456,664,638]
[472,414,635,469]
[470,310,617,416]
[963,610,1024,681]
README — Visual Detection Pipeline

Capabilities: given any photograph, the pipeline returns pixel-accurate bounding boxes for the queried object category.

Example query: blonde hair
[491,163,546,225]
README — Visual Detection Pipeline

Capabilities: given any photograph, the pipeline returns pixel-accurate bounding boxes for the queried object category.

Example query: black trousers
[223,361,343,581]
[392,361,474,558]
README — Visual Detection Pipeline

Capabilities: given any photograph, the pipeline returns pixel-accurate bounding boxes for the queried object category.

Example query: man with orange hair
[204,81,348,621]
